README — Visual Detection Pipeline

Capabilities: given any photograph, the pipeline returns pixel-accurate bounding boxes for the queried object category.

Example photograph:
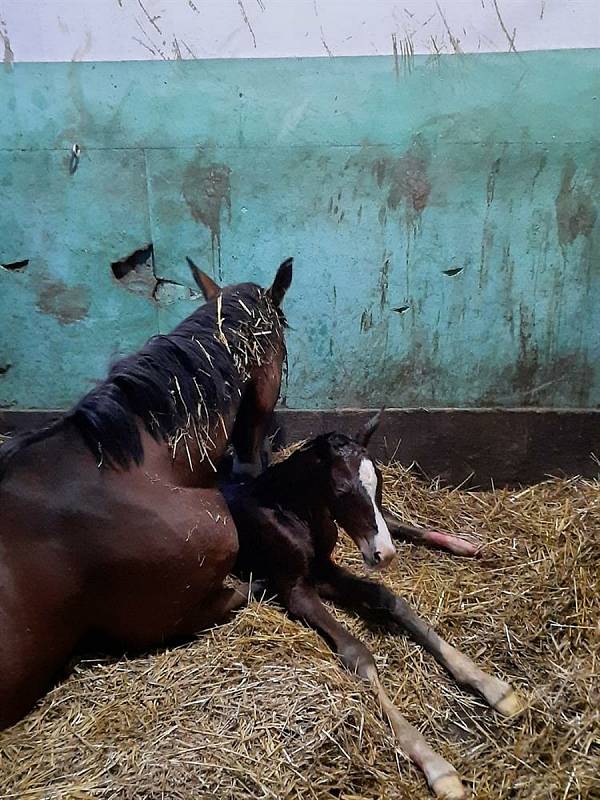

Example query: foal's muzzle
[360,537,396,569]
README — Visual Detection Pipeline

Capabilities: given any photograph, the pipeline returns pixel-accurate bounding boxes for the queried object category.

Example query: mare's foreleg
[315,563,523,716]
[282,578,466,800]
[0,607,82,731]
[173,580,264,637]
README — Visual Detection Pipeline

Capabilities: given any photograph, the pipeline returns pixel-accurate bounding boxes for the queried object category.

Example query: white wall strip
[1,0,599,64]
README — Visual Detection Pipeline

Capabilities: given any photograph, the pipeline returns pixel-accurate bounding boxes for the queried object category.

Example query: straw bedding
[0,460,598,800]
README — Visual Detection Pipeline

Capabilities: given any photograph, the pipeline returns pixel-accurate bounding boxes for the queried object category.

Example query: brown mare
[223,414,523,800]
[0,258,292,730]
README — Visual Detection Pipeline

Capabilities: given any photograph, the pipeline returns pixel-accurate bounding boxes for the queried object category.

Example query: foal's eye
[332,480,353,498]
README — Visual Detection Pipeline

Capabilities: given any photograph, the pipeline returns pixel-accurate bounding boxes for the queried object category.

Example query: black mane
[0,283,285,478]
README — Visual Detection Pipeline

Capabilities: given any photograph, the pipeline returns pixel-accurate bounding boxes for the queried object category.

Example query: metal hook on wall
[69,143,81,175]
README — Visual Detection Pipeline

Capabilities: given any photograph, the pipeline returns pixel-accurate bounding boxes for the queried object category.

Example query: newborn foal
[223,417,522,799]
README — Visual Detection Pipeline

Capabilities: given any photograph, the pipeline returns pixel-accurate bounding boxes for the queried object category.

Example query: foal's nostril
[373,551,382,563]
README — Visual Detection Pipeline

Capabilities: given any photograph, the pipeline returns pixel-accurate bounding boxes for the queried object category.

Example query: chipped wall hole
[393,305,410,314]
[111,244,202,303]
[111,244,154,281]
[111,244,156,297]
[443,267,463,277]
[1,259,29,271]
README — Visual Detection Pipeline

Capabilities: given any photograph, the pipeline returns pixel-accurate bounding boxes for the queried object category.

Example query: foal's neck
[257,448,329,522]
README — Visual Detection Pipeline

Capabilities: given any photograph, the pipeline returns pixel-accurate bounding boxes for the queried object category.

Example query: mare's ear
[186,257,221,300]
[356,408,384,447]
[267,257,293,307]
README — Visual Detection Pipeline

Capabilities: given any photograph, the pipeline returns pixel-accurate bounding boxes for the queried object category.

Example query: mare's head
[188,257,293,475]
[188,257,292,316]
[312,411,396,569]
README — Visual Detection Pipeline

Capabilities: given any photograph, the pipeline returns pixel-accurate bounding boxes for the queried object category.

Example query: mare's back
[1,427,93,529]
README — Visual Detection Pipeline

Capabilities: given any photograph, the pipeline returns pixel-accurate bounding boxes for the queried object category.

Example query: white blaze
[358,458,395,563]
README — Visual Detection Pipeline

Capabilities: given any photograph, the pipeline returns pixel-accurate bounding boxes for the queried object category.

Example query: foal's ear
[314,433,346,463]
[186,257,221,301]
[267,257,293,307]
[356,408,384,447]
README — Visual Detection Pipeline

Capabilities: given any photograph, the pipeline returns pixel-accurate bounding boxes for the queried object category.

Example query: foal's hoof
[431,773,467,800]
[494,688,525,717]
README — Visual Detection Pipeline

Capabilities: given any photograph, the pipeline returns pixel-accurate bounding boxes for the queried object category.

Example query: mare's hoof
[431,773,467,799]
[494,688,525,717]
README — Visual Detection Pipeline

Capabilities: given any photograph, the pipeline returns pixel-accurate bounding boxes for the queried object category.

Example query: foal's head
[312,412,396,569]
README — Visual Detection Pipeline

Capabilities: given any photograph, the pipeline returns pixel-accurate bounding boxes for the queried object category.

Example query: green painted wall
[0,50,598,410]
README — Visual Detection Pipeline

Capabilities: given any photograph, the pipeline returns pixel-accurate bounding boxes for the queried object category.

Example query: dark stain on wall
[36,280,90,325]
[372,136,431,227]
[515,304,539,392]
[378,254,391,310]
[183,158,232,280]
[555,158,597,247]
[531,153,547,191]
[512,353,594,408]
[486,158,501,206]
[387,342,437,405]
[477,304,596,407]
[360,309,373,332]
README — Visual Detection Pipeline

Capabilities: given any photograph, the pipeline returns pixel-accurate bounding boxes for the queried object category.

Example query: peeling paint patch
[153,278,201,305]
[36,280,90,325]
[555,158,597,247]
[183,158,232,281]
[0,16,14,71]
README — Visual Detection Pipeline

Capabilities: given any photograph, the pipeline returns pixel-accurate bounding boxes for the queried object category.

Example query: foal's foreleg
[316,564,523,716]
[283,579,466,799]
[383,510,481,557]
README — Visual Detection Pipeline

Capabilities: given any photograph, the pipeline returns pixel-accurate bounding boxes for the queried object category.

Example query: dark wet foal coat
[0,259,292,730]
[223,423,522,800]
